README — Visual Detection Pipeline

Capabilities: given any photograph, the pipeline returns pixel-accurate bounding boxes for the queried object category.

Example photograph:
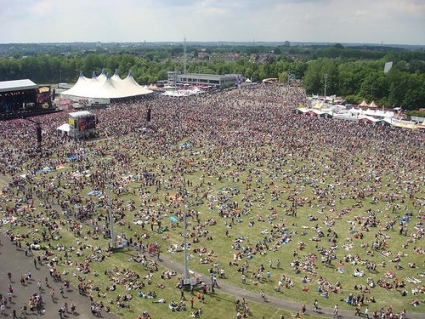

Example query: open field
[1,85,424,319]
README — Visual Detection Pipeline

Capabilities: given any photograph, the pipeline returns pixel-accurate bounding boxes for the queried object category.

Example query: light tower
[183,203,189,282]
[180,187,189,284]
[183,37,187,74]
[324,73,328,98]
[108,184,115,250]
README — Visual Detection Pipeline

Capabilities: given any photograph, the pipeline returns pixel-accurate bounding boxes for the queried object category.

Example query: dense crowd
[1,84,424,319]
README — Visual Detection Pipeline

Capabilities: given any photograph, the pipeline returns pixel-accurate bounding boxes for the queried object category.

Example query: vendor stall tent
[368,101,379,108]
[61,70,153,101]
[359,100,369,108]
[56,123,70,135]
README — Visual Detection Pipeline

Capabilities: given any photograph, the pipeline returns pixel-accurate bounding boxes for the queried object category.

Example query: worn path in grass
[157,254,424,319]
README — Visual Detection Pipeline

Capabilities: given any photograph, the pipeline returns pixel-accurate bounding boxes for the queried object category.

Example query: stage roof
[0,79,38,93]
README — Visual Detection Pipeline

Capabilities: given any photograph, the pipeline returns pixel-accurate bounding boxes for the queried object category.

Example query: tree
[83,54,103,75]
[401,73,425,109]
[359,72,388,102]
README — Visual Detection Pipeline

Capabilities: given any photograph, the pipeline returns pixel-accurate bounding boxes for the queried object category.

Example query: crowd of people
[1,83,424,319]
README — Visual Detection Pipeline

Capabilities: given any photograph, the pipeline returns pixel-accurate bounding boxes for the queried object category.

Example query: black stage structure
[0,79,57,120]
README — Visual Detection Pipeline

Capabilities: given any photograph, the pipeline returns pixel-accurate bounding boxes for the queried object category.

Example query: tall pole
[324,73,328,99]
[109,185,114,250]
[102,157,114,250]
[183,203,188,282]
[183,37,187,74]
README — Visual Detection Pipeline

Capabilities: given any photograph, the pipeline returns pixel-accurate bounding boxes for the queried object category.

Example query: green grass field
[1,113,425,319]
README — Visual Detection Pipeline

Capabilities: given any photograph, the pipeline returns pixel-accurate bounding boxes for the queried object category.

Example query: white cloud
[0,0,423,44]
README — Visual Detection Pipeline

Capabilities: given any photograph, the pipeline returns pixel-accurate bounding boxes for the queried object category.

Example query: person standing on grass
[313,299,319,312]
[302,304,306,314]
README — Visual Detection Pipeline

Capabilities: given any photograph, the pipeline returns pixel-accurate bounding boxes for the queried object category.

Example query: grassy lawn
[1,96,424,319]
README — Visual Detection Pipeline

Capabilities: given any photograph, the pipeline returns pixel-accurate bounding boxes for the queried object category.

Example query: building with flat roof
[168,71,242,89]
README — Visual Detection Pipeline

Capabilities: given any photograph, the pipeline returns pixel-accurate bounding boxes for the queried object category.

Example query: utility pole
[183,36,187,74]
[108,184,115,250]
[324,73,328,99]
[179,187,189,284]
[183,203,188,282]
[102,157,114,251]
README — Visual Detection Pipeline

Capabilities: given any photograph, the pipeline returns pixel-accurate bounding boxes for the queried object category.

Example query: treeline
[0,43,424,109]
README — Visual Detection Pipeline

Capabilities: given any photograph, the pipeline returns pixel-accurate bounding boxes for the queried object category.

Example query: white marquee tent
[56,123,70,133]
[61,70,153,100]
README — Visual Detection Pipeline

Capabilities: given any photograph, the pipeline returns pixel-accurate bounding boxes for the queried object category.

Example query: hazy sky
[1,0,424,45]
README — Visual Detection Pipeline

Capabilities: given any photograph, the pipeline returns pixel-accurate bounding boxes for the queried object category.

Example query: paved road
[0,231,118,319]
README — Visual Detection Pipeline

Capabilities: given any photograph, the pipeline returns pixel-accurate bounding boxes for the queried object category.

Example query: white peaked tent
[61,70,153,99]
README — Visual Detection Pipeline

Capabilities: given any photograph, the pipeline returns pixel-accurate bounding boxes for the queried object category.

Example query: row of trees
[303,58,425,108]
[0,44,424,109]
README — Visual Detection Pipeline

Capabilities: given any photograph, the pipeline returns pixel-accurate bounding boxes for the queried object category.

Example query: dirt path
[156,254,422,319]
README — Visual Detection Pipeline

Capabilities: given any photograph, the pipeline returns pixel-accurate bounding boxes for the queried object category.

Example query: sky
[0,0,424,45]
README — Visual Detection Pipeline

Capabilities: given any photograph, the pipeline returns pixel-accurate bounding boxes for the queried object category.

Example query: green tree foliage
[0,44,424,109]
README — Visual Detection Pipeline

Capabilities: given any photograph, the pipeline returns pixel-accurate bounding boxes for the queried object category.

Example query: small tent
[359,100,369,108]
[369,101,379,108]
[56,123,70,135]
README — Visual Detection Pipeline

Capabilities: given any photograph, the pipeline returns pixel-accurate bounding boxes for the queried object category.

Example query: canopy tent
[312,101,323,109]
[369,101,379,108]
[56,123,70,133]
[358,115,382,124]
[61,70,153,100]
[359,100,369,108]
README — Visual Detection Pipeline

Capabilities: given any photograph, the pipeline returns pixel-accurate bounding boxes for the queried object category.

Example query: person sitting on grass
[152,298,166,303]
